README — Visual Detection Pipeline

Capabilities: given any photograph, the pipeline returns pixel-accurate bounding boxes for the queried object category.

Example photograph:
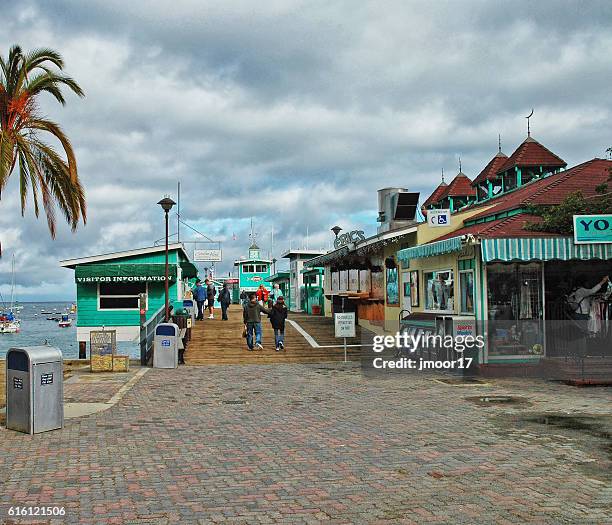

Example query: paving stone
[0,364,610,523]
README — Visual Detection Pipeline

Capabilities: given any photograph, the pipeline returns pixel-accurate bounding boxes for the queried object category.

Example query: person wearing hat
[193,279,206,320]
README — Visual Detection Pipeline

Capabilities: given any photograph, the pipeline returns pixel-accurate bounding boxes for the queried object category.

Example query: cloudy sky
[1,0,611,301]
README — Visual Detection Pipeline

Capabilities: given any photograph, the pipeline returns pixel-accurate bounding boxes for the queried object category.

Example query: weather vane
[526,109,534,137]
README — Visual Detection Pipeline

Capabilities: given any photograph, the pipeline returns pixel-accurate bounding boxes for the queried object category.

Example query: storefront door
[486,262,544,358]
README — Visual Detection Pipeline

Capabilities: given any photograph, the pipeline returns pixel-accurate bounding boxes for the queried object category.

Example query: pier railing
[139,306,166,365]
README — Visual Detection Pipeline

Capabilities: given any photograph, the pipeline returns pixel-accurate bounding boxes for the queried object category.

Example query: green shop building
[234,243,272,294]
[265,271,291,305]
[60,243,197,349]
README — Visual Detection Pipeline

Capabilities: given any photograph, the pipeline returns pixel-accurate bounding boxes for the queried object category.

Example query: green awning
[75,263,176,283]
[481,237,612,262]
[397,236,463,263]
[180,262,198,279]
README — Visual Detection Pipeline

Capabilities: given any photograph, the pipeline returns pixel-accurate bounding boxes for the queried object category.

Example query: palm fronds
[0,44,86,238]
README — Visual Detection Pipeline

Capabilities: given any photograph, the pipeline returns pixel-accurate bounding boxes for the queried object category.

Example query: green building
[60,243,197,346]
[265,271,291,305]
[234,243,272,294]
[301,267,325,315]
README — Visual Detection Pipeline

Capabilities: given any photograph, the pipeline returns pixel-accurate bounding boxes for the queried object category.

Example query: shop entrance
[486,262,544,357]
[544,261,612,358]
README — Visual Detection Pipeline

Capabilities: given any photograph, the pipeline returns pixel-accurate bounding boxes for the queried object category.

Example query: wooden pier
[184,305,366,365]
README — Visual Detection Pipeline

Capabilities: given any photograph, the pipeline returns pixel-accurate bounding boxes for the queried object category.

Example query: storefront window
[99,282,146,310]
[487,262,543,356]
[460,270,474,313]
[424,270,454,311]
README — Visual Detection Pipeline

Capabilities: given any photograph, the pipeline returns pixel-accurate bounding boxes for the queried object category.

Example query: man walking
[219,283,231,321]
[193,279,206,321]
[205,278,216,319]
[243,293,270,350]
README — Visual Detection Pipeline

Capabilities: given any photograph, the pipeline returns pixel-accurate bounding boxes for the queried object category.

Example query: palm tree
[0,45,86,238]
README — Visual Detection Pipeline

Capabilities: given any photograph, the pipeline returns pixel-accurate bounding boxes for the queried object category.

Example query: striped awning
[481,237,612,262]
[397,236,463,263]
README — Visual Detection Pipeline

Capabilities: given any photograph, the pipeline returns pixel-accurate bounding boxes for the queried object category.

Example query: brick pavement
[0,364,610,524]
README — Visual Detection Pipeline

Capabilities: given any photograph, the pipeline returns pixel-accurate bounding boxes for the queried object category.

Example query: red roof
[468,158,612,222]
[497,136,566,174]
[439,173,476,199]
[472,151,508,185]
[422,182,448,208]
[431,213,556,242]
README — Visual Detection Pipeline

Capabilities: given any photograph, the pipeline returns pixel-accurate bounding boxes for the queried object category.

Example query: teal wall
[238,261,271,291]
[76,281,173,327]
[75,248,184,327]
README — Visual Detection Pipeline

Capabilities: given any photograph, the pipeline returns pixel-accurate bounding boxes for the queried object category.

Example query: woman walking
[269,296,288,351]
[219,283,231,321]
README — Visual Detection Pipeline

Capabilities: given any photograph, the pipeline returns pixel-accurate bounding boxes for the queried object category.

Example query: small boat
[69,303,77,314]
[58,315,72,328]
[47,316,60,321]
[0,320,20,333]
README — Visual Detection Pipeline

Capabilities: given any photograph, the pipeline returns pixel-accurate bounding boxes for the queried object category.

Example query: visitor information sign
[573,214,612,244]
[335,312,356,338]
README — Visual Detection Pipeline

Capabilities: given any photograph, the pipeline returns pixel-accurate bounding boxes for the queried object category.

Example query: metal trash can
[182,299,196,329]
[153,323,179,369]
[6,346,64,434]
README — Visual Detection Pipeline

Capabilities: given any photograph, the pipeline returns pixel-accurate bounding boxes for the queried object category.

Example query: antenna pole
[177,181,181,243]
[441,168,445,183]
[498,134,502,152]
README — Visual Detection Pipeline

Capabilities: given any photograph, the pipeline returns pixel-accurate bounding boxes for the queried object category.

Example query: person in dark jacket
[193,280,206,320]
[219,283,231,321]
[205,279,216,319]
[243,293,270,350]
[268,296,288,351]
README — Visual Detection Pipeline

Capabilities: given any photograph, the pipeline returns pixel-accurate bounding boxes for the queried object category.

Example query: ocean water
[0,302,139,359]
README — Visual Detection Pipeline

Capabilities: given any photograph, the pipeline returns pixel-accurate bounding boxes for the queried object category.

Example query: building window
[424,270,454,311]
[459,270,474,313]
[98,282,146,310]
[255,264,267,273]
[243,265,255,273]
[487,262,543,356]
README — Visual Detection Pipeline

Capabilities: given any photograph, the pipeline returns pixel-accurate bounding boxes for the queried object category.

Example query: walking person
[243,293,270,351]
[256,284,269,305]
[269,296,288,351]
[205,278,216,319]
[193,279,206,321]
[219,283,231,321]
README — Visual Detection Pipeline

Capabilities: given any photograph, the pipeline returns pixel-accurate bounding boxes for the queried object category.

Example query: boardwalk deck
[184,305,366,365]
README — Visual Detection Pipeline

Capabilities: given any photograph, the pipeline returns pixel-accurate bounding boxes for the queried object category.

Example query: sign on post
[335,312,355,338]
[427,209,450,227]
[193,249,222,262]
[573,214,612,244]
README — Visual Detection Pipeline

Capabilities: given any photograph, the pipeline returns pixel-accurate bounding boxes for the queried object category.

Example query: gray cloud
[1,0,611,300]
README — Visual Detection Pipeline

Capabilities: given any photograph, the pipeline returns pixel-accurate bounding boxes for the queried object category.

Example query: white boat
[0,255,21,334]
[58,315,72,328]
[0,320,20,333]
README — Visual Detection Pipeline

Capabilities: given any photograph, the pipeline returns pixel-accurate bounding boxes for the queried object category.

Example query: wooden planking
[184,306,364,365]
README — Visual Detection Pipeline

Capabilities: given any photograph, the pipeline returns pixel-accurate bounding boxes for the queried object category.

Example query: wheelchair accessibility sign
[427,209,450,227]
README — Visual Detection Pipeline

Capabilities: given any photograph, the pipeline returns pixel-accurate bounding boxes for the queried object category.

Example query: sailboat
[0,255,21,334]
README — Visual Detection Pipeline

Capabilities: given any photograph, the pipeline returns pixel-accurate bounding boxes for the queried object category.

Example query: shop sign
[573,214,612,244]
[249,276,263,282]
[194,249,222,262]
[334,230,366,249]
[334,312,356,338]
[76,275,174,283]
[427,209,450,227]
[225,278,239,284]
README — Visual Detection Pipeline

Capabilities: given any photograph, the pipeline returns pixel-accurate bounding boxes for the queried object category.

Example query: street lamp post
[158,197,176,321]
